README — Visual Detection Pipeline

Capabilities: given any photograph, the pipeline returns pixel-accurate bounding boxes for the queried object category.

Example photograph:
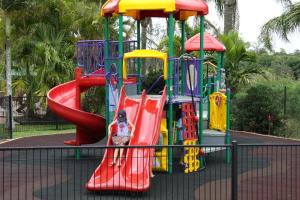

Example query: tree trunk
[4,14,15,130]
[141,18,150,50]
[223,0,237,34]
[141,18,151,74]
[5,15,12,96]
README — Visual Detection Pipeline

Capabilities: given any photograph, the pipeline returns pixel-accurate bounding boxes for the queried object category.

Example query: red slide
[47,67,106,145]
[86,86,166,192]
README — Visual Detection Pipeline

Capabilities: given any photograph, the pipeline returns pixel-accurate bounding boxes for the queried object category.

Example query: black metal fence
[0,96,12,139]
[237,144,300,200]
[0,143,299,200]
[0,96,75,140]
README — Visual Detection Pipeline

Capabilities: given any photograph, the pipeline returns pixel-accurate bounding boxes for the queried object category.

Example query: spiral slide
[86,87,167,192]
[47,67,107,145]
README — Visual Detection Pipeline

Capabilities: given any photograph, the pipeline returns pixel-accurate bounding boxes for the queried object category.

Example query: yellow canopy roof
[102,0,209,20]
[123,50,168,80]
[119,0,175,13]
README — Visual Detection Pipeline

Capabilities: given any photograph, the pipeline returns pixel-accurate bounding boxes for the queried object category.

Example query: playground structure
[47,0,231,192]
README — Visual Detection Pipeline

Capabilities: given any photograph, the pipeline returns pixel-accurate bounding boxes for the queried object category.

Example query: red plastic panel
[175,0,208,15]
[102,0,120,16]
[47,67,137,146]
[47,77,106,146]
[86,87,167,192]
[182,103,197,140]
[185,32,226,52]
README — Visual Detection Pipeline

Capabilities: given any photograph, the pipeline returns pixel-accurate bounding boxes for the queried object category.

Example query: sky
[206,0,300,53]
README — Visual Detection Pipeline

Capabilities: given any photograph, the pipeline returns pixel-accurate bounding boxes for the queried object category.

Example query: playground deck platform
[128,95,202,103]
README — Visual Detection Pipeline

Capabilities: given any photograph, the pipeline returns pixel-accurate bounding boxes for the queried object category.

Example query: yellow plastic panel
[153,118,168,172]
[123,50,168,80]
[183,139,200,173]
[179,11,198,21]
[209,92,227,132]
[119,0,176,14]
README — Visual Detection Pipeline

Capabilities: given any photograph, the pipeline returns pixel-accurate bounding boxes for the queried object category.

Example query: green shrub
[142,69,165,94]
[279,118,300,138]
[232,85,283,135]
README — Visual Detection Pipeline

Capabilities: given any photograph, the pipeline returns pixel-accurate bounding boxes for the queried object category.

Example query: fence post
[8,95,13,139]
[231,140,238,200]
[56,117,59,130]
[283,86,287,116]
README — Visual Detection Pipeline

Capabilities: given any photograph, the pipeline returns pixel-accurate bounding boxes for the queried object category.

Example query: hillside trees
[1,0,106,97]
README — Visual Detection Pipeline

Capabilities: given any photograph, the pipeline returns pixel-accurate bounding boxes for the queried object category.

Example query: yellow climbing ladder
[183,139,200,173]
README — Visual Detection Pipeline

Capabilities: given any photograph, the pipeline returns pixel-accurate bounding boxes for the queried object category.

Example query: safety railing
[172,57,182,97]
[172,57,202,98]
[184,58,202,97]
[76,40,137,76]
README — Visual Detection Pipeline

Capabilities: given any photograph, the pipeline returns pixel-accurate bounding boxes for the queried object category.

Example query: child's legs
[119,148,125,160]
[113,148,119,163]
[119,137,130,159]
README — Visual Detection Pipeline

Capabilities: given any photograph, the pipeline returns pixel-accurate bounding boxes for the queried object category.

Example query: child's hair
[117,110,127,123]
[175,106,182,120]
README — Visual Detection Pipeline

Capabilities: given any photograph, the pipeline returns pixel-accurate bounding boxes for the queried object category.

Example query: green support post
[198,16,205,167]
[180,20,185,95]
[76,148,81,159]
[217,52,221,91]
[221,51,225,68]
[167,13,174,174]
[207,76,211,123]
[104,17,110,137]
[137,20,142,94]
[213,76,217,92]
[226,88,231,163]
[118,14,124,90]
[199,16,205,146]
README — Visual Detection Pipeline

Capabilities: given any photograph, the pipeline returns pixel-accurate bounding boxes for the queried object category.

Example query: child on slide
[110,110,134,167]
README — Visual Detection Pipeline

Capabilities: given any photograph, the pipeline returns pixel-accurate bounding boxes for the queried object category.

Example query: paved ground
[0,131,299,200]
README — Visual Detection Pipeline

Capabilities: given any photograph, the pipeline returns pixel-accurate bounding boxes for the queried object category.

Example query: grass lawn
[1,123,75,139]
[13,128,75,138]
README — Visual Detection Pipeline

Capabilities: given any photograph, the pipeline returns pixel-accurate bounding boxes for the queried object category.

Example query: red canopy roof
[185,32,226,52]
[101,0,208,20]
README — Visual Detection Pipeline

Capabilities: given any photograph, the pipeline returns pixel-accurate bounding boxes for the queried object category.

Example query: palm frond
[260,2,300,50]
[275,0,292,6]
[206,0,224,16]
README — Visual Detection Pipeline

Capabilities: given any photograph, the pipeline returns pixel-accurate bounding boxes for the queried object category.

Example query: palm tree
[219,31,263,93]
[206,0,239,33]
[223,0,239,33]
[141,18,152,49]
[1,0,28,96]
[208,0,291,34]
[260,2,300,50]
